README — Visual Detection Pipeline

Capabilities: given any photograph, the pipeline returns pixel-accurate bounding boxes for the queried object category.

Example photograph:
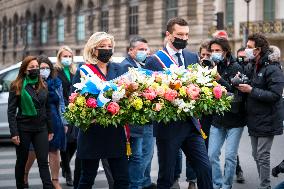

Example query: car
[0,56,125,138]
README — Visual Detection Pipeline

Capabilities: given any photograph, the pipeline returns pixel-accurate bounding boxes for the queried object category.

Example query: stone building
[0,0,215,66]
[213,0,284,61]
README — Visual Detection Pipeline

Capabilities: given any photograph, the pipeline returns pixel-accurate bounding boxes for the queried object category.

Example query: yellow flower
[179,86,187,97]
[76,96,86,107]
[132,98,143,110]
[161,84,169,90]
[150,82,159,89]
[201,87,211,96]
[68,103,75,109]
[212,81,219,87]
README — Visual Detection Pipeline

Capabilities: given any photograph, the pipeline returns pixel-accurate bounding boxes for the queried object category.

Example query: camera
[231,74,249,86]
[201,59,214,68]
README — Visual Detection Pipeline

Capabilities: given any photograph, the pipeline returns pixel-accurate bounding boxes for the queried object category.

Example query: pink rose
[143,88,157,100]
[164,89,178,102]
[86,97,97,108]
[156,87,165,96]
[107,102,120,115]
[69,93,78,103]
[213,85,223,99]
[186,84,200,100]
[117,77,131,88]
[153,103,162,111]
[128,82,139,92]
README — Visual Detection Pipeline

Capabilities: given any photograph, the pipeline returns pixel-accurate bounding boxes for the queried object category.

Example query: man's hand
[11,136,20,145]
[216,72,221,81]
[236,84,253,93]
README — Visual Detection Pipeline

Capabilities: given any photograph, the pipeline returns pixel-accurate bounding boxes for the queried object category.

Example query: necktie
[175,52,183,67]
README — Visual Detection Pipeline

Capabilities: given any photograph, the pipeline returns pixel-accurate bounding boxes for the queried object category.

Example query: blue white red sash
[80,64,106,81]
[154,50,178,68]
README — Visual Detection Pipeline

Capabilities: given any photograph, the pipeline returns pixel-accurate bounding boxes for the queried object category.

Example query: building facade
[213,0,284,60]
[0,0,215,67]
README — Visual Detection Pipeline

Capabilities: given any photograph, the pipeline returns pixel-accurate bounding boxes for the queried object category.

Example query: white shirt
[166,43,185,68]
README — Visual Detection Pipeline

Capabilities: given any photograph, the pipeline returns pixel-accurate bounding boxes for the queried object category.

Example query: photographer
[237,33,284,189]
[272,160,284,189]
[199,41,215,69]
[207,37,246,189]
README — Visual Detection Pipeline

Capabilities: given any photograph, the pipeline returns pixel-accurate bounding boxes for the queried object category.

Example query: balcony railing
[240,19,284,35]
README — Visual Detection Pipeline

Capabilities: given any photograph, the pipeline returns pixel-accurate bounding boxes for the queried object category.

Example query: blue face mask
[61,57,72,67]
[211,52,224,63]
[135,51,147,63]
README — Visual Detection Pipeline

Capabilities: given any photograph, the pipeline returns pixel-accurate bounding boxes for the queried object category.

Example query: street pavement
[0,127,283,189]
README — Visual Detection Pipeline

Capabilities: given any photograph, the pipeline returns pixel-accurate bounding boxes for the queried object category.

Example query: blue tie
[175,52,183,66]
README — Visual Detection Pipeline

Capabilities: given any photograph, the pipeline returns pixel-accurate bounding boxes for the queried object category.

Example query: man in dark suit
[121,36,156,189]
[145,17,213,189]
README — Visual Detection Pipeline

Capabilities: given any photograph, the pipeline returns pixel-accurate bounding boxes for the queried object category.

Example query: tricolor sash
[154,50,178,68]
[80,64,106,81]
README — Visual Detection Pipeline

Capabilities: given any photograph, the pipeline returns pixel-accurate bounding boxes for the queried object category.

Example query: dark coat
[212,55,247,128]
[145,47,201,139]
[246,53,284,137]
[7,85,53,137]
[120,55,152,137]
[56,69,74,106]
[77,62,133,159]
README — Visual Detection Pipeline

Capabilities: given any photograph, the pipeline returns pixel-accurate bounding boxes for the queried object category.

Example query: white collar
[166,43,183,57]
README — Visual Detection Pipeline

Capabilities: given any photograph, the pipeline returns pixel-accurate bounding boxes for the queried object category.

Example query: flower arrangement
[64,64,232,131]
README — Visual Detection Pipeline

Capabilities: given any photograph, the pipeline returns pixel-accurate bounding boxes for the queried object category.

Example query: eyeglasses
[40,67,50,71]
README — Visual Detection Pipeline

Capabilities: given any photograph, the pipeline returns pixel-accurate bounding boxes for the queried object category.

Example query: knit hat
[212,30,228,40]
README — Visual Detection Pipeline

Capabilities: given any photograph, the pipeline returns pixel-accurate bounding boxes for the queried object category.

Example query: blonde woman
[76,32,132,189]
[55,46,77,186]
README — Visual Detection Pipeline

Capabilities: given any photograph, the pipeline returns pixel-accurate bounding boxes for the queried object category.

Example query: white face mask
[61,57,72,67]
[245,48,255,60]
[40,68,51,80]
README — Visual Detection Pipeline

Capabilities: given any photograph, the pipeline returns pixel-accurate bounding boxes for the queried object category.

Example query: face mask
[61,57,72,67]
[135,51,147,62]
[96,49,113,63]
[40,68,51,80]
[172,37,188,50]
[237,57,247,64]
[245,48,255,60]
[211,52,224,63]
[27,69,40,79]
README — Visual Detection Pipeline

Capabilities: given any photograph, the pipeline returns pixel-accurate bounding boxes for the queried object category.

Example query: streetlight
[244,0,251,45]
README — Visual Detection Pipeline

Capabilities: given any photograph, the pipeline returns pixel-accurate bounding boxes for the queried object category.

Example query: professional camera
[201,59,215,68]
[272,160,284,177]
[231,74,249,86]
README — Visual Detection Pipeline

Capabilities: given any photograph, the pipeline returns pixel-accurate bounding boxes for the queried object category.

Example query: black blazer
[7,85,53,137]
[77,62,133,159]
[145,48,201,139]
[57,69,74,106]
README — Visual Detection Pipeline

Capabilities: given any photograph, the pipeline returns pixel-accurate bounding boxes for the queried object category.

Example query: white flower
[112,88,126,102]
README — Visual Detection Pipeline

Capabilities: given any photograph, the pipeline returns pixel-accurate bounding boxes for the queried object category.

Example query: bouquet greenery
[64,64,232,131]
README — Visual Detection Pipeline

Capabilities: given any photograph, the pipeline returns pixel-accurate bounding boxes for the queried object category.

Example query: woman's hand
[64,126,68,134]
[48,133,54,141]
[11,136,20,145]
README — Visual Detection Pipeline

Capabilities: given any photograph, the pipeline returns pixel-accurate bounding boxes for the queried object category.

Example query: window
[101,10,109,32]
[67,6,72,33]
[33,14,37,37]
[76,15,85,41]
[0,22,2,43]
[188,0,197,20]
[0,68,20,92]
[146,0,154,24]
[13,24,18,46]
[225,0,234,26]
[27,22,33,45]
[129,6,138,35]
[41,21,48,44]
[263,0,275,21]
[57,17,64,42]
[114,0,121,27]
[165,0,178,21]
[8,19,12,41]
[48,11,53,35]
[2,18,7,48]
[88,0,95,31]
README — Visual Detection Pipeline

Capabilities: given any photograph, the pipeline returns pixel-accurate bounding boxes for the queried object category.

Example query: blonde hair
[54,45,77,74]
[83,32,115,64]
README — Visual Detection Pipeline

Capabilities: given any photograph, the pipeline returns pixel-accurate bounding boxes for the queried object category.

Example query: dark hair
[209,37,232,58]
[166,17,189,34]
[129,36,148,48]
[237,47,246,54]
[248,33,270,56]
[11,56,46,95]
[199,41,210,54]
[37,54,56,78]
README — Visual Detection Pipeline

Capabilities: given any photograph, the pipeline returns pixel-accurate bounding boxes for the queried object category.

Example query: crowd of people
[7,17,284,189]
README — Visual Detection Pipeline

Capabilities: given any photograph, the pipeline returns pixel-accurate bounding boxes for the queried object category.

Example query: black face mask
[172,37,188,50]
[96,49,113,63]
[27,69,40,79]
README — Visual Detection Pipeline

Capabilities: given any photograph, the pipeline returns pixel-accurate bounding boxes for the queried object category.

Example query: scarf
[20,77,38,116]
